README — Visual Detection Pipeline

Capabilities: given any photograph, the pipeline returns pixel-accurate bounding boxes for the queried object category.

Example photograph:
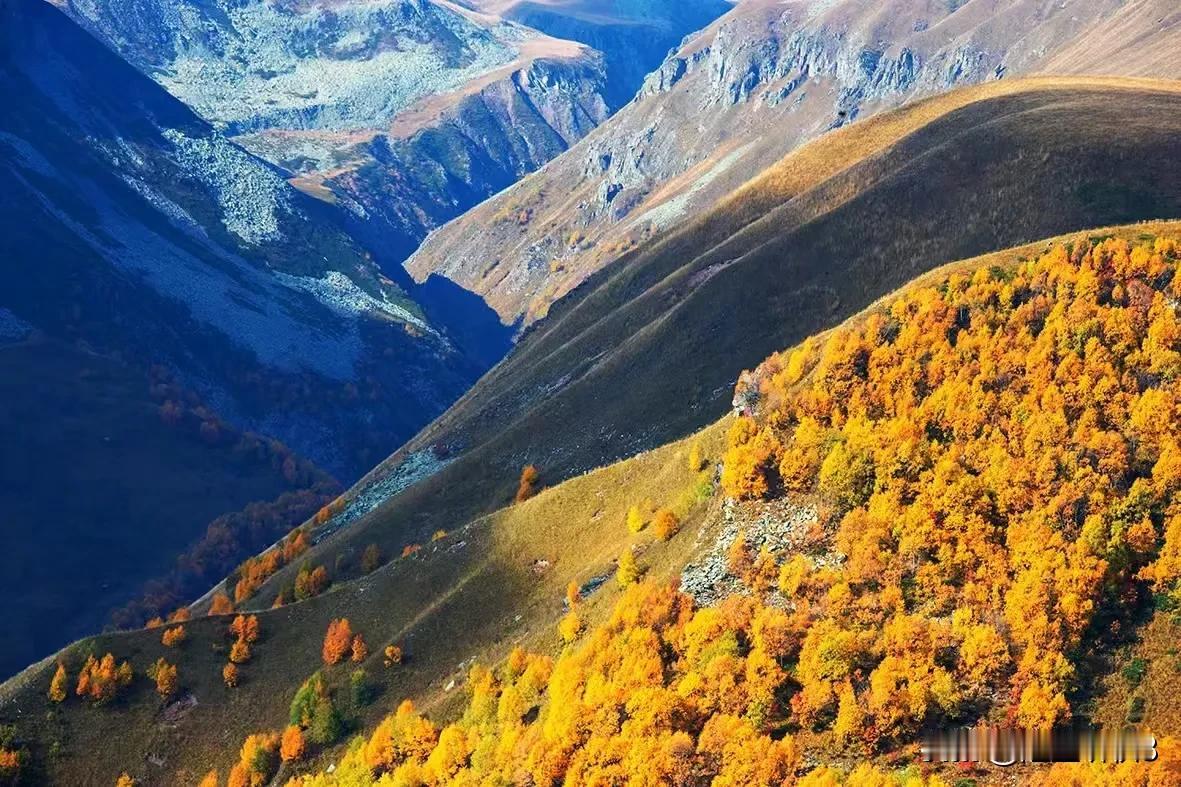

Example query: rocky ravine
[405,0,1181,326]
[52,0,731,280]
[2,0,489,480]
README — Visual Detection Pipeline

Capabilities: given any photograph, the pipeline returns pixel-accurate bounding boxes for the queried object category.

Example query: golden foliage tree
[652,508,680,541]
[230,614,260,644]
[626,505,646,534]
[558,611,583,643]
[617,548,641,587]
[294,565,329,601]
[161,625,186,647]
[350,634,369,663]
[209,592,234,616]
[515,465,540,503]
[229,639,251,665]
[322,619,353,665]
[150,658,178,699]
[48,662,68,703]
[280,725,306,763]
[75,653,132,704]
[227,731,279,787]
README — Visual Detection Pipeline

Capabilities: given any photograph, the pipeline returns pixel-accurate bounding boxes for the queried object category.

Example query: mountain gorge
[9,71,1181,783]
[55,0,728,270]
[407,0,1181,325]
[0,0,728,682]
[0,0,497,675]
[6,0,1181,784]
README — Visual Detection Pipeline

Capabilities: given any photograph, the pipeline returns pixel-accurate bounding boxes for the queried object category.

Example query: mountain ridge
[405,0,1181,326]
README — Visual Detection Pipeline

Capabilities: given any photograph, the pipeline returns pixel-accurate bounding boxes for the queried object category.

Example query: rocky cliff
[51,0,730,281]
[405,0,1181,325]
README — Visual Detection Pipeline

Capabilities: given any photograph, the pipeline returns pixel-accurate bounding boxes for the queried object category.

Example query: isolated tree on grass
[229,639,251,665]
[295,565,329,601]
[653,509,680,541]
[323,619,353,665]
[515,465,540,502]
[209,593,234,616]
[161,625,186,647]
[223,663,239,688]
[626,505,646,534]
[617,549,641,587]
[230,614,259,644]
[351,634,369,663]
[149,658,178,699]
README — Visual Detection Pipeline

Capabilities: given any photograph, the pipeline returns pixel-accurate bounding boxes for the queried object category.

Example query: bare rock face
[51,0,731,280]
[308,50,614,267]
[404,0,1181,326]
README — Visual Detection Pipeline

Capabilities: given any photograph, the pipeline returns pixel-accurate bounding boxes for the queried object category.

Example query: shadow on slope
[330,78,1181,558]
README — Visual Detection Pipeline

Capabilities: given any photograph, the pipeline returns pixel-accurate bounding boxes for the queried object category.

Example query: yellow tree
[48,662,68,703]
[617,549,641,587]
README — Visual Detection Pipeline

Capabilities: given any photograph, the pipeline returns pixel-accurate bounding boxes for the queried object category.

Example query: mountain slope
[405,0,1181,325]
[54,0,730,274]
[370,77,1181,546]
[2,0,487,479]
[1041,0,1181,77]
[10,221,1181,785]
[6,76,1181,783]
[0,0,496,674]
[281,231,1181,786]
[0,339,336,681]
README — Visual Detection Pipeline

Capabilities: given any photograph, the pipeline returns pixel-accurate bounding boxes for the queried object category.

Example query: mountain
[405,0,1181,325]
[0,0,726,684]
[54,0,729,271]
[232,228,1181,786]
[8,75,1181,784]
[0,0,504,676]
[467,0,731,105]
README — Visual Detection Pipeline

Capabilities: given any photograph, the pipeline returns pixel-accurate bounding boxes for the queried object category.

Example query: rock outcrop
[405,0,1181,326]
[52,0,732,279]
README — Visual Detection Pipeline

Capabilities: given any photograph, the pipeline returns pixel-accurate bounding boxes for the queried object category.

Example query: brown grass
[0,422,726,784]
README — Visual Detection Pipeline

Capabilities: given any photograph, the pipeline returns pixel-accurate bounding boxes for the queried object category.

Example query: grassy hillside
[15,224,1181,785]
[6,212,1181,779]
[0,336,336,680]
[288,78,1181,597]
[10,73,1181,782]
[277,229,1181,787]
[0,421,727,784]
